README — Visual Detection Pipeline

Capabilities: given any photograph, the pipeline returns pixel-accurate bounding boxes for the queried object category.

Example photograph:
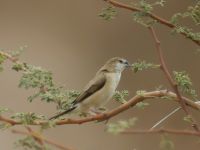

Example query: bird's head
[101,57,131,73]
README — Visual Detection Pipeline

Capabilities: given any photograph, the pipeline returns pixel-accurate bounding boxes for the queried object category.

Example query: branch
[149,26,200,131]
[0,90,200,126]
[122,128,200,137]
[12,128,74,150]
[102,0,200,46]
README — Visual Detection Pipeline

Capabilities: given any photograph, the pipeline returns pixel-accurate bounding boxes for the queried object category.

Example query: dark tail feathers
[49,106,76,120]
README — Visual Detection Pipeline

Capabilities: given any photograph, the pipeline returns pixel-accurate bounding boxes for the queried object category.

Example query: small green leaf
[0,53,6,72]
[40,120,56,130]
[10,45,27,57]
[0,123,12,130]
[160,135,174,150]
[12,63,24,72]
[173,71,198,99]
[114,90,129,104]
[19,65,53,89]
[183,115,193,123]
[107,118,137,135]
[154,0,166,7]
[99,6,117,21]
[11,112,45,125]
[136,90,146,97]
[132,60,159,73]
[15,136,51,150]
[0,107,10,114]
[135,102,149,109]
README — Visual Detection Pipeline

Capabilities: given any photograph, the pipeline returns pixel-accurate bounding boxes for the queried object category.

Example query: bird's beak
[125,62,132,68]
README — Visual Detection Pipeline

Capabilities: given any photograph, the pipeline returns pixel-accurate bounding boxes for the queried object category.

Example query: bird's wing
[73,72,106,105]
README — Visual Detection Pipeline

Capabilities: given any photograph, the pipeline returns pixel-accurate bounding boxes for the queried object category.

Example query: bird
[49,57,131,120]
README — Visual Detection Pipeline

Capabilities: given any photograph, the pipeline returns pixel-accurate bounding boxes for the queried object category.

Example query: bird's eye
[119,60,123,63]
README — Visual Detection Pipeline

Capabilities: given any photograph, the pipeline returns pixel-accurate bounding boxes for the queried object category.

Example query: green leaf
[11,112,45,125]
[136,90,146,97]
[170,2,200,25]
[0,53,6,72]
[10,45,27,57]
[188,1,200,25]
[15,136,51,150]
[132,60,159,73]
[171,26,200,41]
[19,65,53,89]
[12,63,24,72]
[183,115,193,123]
[40,120,56,130]
[0,123,12,130]
[139,0,153,13]
[153,0,166,7]
[107,118,137,135]
[173,71,198,99]
[160,135,174,150]
[114,90,129,104]
[0,107,10,114]
[135,102,149,109]
[99,6,117,21]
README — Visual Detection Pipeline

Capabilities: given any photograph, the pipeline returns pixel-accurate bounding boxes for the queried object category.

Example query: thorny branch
[102,0,200,46]
[148,26,200,131]
[0,90,200,126]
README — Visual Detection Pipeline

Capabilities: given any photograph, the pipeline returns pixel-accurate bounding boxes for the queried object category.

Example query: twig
[122,128,200,137]
[150,107,181,130]
[0,90,200,126]
[148,26,200,131]
[102,0,200,46]
[12,129,74,150]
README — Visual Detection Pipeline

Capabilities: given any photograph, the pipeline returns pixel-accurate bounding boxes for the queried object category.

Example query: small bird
[49,57,131,120]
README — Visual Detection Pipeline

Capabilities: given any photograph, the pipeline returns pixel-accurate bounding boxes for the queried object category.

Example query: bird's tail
[49,106,76,120]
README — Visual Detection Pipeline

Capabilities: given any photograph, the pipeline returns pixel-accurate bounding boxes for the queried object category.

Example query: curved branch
[0,90,200,126]
[102,0,200,46]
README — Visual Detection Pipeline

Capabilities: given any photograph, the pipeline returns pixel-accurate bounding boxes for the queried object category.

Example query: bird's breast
[79,72,121,112]
[105,72,121,91]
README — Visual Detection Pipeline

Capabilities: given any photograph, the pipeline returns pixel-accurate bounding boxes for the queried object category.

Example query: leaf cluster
[160,135,174,150]
[106,118,137,135]
[114,90,129,104]
[170,2,200,42]
[170,1,200,25]
[11,112,45,125]
[99,6,117,21]
[132,0,165,27]
[15,136,51,150]
[132,60,159,73]
[19,65,53,89]
[173,71,197,100]
[0,53,6,71]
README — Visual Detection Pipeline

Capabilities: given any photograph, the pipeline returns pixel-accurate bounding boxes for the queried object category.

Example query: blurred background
[0,0,199,150]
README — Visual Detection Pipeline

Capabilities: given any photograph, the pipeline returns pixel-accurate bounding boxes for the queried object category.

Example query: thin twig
[122,128,200,137]
[148,26,200,131]
[150,107,181,130]
[102,0,200,46]
[12,129,74,150]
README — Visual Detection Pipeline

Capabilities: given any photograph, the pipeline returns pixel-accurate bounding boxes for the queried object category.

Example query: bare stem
[0,90,200,126]
[148,26,200,131]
